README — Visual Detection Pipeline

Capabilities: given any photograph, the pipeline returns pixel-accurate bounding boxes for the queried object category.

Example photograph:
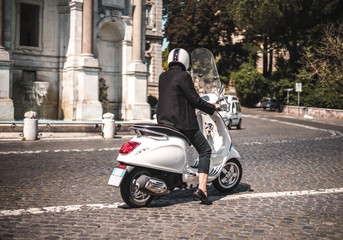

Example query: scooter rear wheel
[120,167,154,208]
[213,158,242,192]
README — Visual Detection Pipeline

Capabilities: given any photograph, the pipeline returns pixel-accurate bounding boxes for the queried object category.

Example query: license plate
[108,167,126,187]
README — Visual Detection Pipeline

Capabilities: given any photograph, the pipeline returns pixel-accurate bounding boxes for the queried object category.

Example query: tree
[301,22,343,98]
[231,63,267,107]
[230,0,342,73]
[230,0,283,76]
[163,0,343,109]
[268,57,297,106]
[164,0,198,53]
[278,0,342,69]
[296,22,343,109]
[163,0,239,76]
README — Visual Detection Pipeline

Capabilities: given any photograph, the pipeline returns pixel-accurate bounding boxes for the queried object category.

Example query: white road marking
[0,147,121,155]
[220,187,343,201]
[1,188,342,217]
[242,114,343,145]
[0,203,121,217]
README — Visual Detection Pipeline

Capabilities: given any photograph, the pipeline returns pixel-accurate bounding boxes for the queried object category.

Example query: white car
[200,94,242,130]
[219,95,242,130]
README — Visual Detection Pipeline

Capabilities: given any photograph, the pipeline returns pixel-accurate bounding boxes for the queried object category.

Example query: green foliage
[164,0,241,76]
[162,48,170,71]
[299,22,343,99]
[163,0,343,109]
[220,75,230,88]
[297,67,343,109]
[231,63,267,107]
[305,87,343,109]
[268,49,343,109]
[230,0,342,72]
[164,0,198,53]
[268,57,297,104]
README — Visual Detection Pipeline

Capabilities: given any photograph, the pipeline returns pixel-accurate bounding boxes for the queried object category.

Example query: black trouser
[181,129,212,174]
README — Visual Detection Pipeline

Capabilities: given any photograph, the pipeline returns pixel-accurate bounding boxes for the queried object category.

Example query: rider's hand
[215,104,221,111]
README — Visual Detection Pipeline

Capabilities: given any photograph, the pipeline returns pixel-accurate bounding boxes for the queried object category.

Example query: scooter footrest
[185,167,198,175]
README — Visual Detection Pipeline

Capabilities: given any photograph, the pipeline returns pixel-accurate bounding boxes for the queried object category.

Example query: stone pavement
[0,191,342,239]
[0,108,342,239]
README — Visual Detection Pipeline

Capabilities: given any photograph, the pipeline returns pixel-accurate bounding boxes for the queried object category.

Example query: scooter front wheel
[120,167,154,208]
[213,158,242,192]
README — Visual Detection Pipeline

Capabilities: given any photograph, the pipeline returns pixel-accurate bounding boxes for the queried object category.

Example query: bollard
[303,107,313,119]
[102,112,115,139]
[23,111,38,140]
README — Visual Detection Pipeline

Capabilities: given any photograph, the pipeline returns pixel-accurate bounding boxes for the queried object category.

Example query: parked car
[200,94,242,130]
[219,95,242,130]
[262,99,277,110]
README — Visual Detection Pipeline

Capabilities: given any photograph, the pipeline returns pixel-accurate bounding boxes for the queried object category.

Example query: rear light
[118,164,126,169]
[119,142,140,154]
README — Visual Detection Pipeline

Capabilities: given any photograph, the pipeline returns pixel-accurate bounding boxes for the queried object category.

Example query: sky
[162,18,169,50]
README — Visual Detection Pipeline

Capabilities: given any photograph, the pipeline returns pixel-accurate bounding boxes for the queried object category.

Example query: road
[0,108,342,239]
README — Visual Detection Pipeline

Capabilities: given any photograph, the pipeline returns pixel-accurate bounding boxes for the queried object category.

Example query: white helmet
[168,48,190,70]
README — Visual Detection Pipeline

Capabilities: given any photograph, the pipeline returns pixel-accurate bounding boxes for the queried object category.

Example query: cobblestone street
[0,109,342,239]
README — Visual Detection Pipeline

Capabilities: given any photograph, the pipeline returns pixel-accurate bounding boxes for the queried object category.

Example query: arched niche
[97,20,124,118]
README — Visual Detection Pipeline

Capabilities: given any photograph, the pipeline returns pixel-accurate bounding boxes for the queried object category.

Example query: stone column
[132,0,142,61]
[61,0,101,121]
[61,0,82,120]
[0,0,14,120]
[124,0,150,120]
[76,0,102,120]
[0,0,3,49]
[82,0,92,56]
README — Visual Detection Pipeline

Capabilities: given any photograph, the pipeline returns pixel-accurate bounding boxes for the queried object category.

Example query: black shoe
[193,188,213,205]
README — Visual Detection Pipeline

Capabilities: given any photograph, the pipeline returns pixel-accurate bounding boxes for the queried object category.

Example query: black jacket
[157,67,216,130]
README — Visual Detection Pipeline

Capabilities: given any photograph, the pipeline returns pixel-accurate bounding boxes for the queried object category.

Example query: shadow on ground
[119,182,253,209]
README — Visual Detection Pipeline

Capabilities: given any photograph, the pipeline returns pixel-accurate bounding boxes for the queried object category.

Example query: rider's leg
[198,173,208,196]
[181,129,211,196]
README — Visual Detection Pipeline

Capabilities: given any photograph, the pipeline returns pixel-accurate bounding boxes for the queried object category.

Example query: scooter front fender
[229,146,241,160]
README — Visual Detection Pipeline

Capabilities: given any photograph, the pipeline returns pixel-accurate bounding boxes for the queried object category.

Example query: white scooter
[108,48,242,208]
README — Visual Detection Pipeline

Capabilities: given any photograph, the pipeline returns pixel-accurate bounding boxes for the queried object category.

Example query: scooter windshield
[191,48,222,95]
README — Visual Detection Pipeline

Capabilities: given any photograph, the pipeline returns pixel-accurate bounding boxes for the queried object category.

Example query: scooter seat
[133,124,191,145]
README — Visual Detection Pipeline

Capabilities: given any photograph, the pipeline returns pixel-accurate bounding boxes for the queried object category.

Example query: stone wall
[282,106,343,119]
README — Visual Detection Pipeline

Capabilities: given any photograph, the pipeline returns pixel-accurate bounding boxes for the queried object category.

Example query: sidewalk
[0,119,154,141]
[243,107,343,127]
[1,107,342,141]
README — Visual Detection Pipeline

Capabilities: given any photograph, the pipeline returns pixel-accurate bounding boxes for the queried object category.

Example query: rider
[157,48,220,205]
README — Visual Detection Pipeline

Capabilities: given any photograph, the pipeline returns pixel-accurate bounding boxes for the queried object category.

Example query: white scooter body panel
[198,109,231,167]
[117,135,188,174]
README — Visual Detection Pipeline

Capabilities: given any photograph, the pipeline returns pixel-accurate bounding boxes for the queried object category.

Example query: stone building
[0,0,162,121]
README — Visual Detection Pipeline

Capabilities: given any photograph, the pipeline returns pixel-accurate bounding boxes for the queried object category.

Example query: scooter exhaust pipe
[136,175,168,195]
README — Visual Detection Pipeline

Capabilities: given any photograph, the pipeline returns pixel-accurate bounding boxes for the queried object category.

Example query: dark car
[262,99,277,110]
